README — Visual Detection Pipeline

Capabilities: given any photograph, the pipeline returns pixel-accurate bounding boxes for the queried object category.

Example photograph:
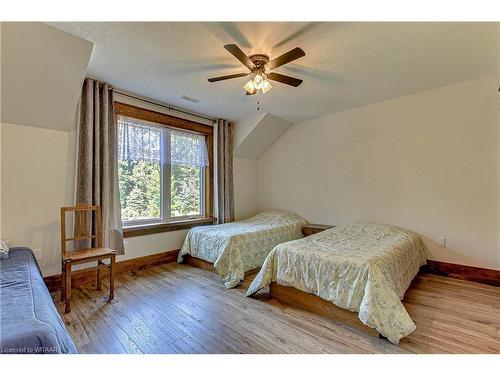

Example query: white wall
[234,157,258,220]
[258,77,500,270]
[1,122,75,275]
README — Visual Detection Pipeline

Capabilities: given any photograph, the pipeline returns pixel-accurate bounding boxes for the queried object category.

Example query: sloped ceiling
[234,112,266,147]
[48,22,499,123]
[1,22,93,130]
[234,113,293,159]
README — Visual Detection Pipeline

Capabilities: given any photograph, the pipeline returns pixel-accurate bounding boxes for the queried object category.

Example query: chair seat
[62,247,115,262]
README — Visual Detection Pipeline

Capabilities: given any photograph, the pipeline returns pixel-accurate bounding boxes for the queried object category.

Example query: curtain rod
[113,89,217,123]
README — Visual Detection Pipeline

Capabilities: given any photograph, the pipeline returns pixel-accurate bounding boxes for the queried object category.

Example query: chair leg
[109,254,115,301]
[60,259,66,302]
[64,262,72,314]
[96,260,102,291]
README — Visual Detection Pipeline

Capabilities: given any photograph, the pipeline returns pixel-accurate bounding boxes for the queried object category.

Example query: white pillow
[0,240,9,258]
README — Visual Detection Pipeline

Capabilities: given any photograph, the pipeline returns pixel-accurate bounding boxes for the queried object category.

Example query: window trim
[115,102,214,236]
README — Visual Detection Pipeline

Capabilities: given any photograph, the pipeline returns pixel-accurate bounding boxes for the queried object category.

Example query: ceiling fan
[208,44,306,95]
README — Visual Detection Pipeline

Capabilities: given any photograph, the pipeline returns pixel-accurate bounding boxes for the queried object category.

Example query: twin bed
[180,213,426,344]
[178,211,307,288]
[0,248,77,354]
[247,222,426,344]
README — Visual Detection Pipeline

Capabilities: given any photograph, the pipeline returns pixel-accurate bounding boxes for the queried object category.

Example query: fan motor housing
[249,54,269,69]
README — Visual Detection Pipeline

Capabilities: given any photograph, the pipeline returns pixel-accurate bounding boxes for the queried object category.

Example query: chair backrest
[60,205,103,254]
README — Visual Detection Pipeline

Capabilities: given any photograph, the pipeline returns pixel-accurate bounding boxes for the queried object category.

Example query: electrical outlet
[436,237,447,247]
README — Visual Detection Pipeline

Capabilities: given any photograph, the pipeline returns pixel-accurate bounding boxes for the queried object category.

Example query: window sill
[123,217,216,238]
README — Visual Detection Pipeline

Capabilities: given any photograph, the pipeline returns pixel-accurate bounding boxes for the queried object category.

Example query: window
[115,102,214,233]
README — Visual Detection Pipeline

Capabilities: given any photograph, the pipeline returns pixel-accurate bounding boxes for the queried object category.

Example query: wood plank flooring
[51,263,500,354]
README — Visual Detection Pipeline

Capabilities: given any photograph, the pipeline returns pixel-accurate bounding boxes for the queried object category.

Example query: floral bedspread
[247,222,426,344]
[178,211,307,288]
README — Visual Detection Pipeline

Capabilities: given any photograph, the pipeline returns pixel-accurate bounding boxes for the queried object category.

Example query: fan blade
[267,72,303,87]
[245,90,256,96]
[224,44,255,70]
[267,47,305,70]
[208,72,250,82]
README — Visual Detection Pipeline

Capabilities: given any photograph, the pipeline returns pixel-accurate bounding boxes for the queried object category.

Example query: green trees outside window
[118,116,204,223]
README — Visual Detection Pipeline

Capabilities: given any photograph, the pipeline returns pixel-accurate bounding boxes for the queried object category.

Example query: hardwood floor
[51,263,500,354]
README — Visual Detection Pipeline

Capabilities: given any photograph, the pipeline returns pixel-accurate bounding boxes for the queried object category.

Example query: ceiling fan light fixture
[208,44,305,96]
[253,73,264,89]
[261,79,272,93]
[244,79,256,94]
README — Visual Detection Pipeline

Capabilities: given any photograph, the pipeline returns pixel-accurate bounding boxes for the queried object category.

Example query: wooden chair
[60,205,116,314]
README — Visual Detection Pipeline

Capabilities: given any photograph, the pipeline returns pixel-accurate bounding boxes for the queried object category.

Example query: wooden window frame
[115,102,215,237]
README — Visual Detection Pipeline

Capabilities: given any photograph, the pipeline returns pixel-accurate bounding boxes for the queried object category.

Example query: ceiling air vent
[181,95,200,103]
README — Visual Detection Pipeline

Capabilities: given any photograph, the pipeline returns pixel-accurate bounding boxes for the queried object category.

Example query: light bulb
[261,79,272,93]
[253,74,264,90]
[243,79,255,94]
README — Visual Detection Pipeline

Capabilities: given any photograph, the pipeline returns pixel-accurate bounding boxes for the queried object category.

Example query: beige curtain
[216,119,235,224]
[75,78,125,254]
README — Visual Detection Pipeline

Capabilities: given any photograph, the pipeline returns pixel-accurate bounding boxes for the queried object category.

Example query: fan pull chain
[257,101,260,111]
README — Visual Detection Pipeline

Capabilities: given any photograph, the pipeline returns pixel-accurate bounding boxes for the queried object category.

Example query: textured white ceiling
[49,22,499,123]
